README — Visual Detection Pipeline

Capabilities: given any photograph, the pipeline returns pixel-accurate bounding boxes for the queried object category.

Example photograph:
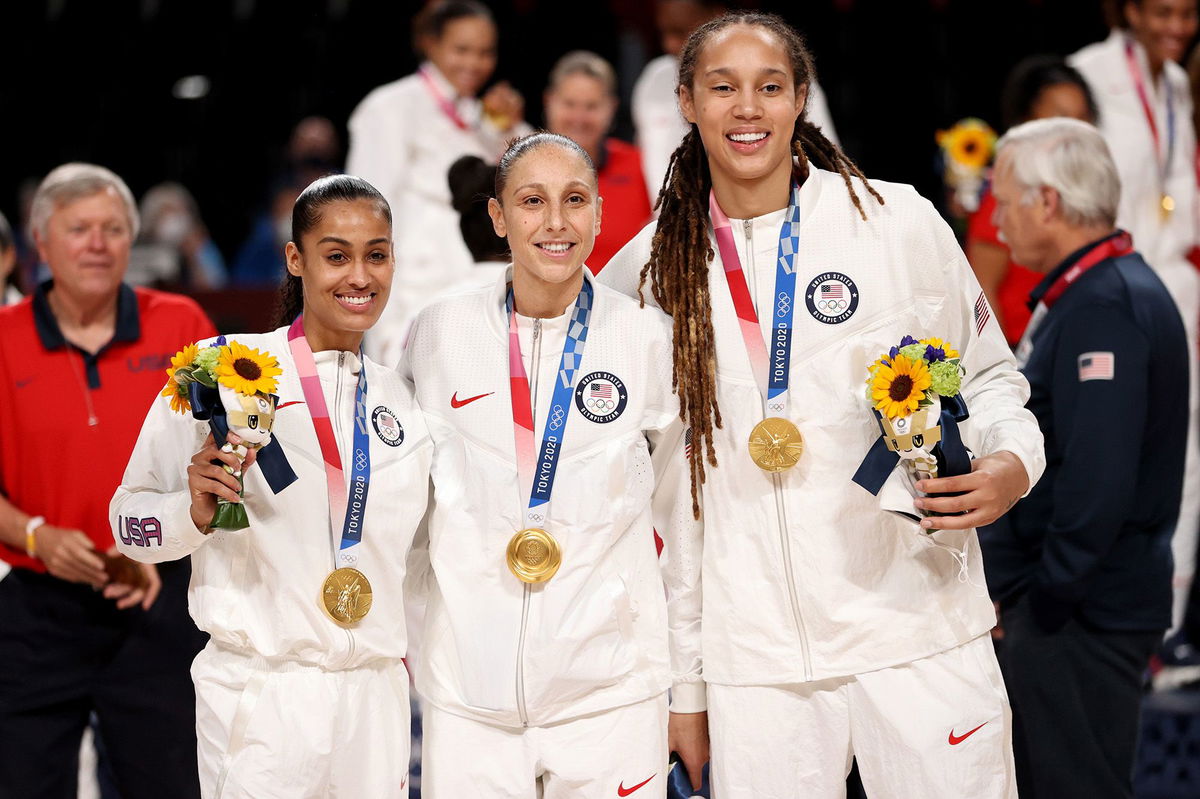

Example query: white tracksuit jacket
[401,269,704,727]
[600,167,1046,686]
[110,329,432,668]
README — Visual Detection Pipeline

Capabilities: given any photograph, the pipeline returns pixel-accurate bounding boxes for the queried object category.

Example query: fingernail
[221,443,233,452]
[234,470,242,478]
[913,499,925,510]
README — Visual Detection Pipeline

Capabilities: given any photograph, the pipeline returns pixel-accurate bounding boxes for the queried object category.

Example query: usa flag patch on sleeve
[973,291,992,335]
[1078,352,1115,381]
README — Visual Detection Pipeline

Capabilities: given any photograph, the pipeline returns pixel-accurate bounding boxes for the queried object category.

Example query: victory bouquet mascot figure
[160,337,284,529]
[855,335,972,526]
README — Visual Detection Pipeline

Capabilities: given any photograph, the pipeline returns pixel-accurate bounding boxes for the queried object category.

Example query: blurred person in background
[631,0,838,204]
[346,0,530,368]
[1071,0,1200,637]
[966,56,1097,347]
[0,209,20,306]
[0,163,212,799]
[127,182,227,290]
[982,117,1187,799]
[544,50,652,273]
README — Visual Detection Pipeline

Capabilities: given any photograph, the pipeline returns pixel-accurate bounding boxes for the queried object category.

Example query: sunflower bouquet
[162,337,283,530]
[936,117,996,215]
[857,336,971,521]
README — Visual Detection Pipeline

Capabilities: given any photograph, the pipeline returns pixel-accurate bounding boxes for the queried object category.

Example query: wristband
[24,516,46,558]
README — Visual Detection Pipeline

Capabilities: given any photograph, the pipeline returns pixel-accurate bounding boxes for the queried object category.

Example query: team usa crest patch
[371,406,404,447]
[805,272,859,324]
[575,371,628,423]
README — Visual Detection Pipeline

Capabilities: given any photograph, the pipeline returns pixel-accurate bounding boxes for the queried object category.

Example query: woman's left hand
[913,451,1029,530]
[668,710,710,792]
[482,81,524,131]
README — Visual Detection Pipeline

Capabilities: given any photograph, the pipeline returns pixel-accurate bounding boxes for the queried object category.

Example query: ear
[594,194,603,237]
[678,85,697,125]
[795,83,809,121]
[32,228,49,266]
[284,241,303,277]
[488,197,507,238]
[1039,186,1060,222]
[1123,1,1141,30]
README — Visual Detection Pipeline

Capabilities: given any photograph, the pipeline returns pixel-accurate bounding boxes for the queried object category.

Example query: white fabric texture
[192,640,412,799]
[421,693,668,799]
[111,328,433,669]
[1071,30,1200,630]
[707,634,1016,799]
[601,168,1045,686]
[401,269,704,728]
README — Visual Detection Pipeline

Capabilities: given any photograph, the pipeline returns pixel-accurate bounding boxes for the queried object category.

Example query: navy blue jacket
[980,233,1188,632]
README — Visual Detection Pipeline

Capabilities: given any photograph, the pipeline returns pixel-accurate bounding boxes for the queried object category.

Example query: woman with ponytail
[601,13,1045,797]
[112,175,432,797]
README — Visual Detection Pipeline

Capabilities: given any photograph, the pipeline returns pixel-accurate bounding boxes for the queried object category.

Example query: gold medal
[507,528,562,584]
[1161,193,1176,218]
[748,417,804,472]
[320,567,373,625]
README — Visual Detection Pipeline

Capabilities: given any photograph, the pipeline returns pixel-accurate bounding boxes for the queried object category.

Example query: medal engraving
[748,417,804,472]
[321,567,373,625]
[507,528,562,584]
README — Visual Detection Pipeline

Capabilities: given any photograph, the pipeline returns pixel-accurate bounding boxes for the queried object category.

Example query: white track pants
[421,693,668,799]
[708,634,1016,799]
[192,641,411,799]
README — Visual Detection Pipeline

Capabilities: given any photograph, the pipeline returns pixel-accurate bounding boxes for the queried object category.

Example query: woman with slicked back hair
[601,12,1045,797]
[113,174,433,798]
[403,133,703,797]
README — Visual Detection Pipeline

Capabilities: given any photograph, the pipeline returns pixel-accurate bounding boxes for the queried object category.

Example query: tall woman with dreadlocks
[601,13,1045,797]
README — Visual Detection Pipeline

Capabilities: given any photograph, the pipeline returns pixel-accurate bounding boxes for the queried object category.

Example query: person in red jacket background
[544,50,654,273]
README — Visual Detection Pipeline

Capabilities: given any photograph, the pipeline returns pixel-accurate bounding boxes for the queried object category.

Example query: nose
[347,256,371,287]
[87,227,106,251]
[545,201,567,231]
[734,87,763,120]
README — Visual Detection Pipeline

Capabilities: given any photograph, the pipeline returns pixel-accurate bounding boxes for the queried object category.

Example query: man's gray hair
[548,50,617,96]
[995,118,1120,228]
[29,163,139,240]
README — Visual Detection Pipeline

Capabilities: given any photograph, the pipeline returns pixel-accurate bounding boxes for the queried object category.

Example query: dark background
[0,0,1113,259]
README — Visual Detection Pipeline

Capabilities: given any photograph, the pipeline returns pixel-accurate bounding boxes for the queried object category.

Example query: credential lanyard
[418,65,471,132]
[507,279,594,530]
[286,316,371,568]
[1124,37,1176,193]
[710,183,802,415]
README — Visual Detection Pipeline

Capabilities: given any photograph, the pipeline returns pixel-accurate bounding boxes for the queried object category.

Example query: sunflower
[160,343,199,414]
[920,337,960,359]
[936,118,996,171]
[870,353,933,419]
[216,341,282,396]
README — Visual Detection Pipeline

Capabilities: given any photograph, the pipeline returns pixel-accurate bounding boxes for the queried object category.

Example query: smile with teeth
[537,242,573,254]
[337,293,373,306]
[728,132,768,142]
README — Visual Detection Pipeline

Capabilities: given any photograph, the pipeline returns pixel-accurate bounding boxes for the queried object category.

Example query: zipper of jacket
[515,317,542,726]
[333,351,356,667]
[744,219,813,681]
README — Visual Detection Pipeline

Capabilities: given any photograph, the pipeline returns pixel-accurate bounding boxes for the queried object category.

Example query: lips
[726,129,771,153]
[335,292,376,311]
[535,241,575,258]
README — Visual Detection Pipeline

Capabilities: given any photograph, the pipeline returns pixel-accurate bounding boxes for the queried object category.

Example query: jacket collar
[486,265,599,343]
[32,279,140,351]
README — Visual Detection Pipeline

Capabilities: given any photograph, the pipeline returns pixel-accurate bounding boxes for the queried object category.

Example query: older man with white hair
[980,118,1188,799]
[0,163,214,799]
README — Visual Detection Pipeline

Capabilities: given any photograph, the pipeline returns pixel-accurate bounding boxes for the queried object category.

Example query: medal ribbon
[710,183,802,415]
[418,65,471,132]
[286,317,371,568]
[1124,37,1176,198]
[507,279,594,530]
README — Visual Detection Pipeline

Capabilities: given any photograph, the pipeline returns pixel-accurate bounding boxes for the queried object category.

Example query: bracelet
[24,516,46,558]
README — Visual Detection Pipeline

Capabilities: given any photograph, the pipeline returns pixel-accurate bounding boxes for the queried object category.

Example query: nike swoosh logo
[276,401,305,409]
[617,775,655,796]
[450,391,494,409]
[948,721,988,745]
[15,378,32,389]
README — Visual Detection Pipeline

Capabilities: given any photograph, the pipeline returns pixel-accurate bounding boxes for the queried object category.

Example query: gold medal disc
[321,567,373,625]
[748,417,805,472]
[1162,194,1176,216]
[507,528,562,584]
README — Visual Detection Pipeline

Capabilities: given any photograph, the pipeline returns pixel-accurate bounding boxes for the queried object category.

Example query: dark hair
[415,0,494,43]
[0,210,16,293]
[494,131,596,198]
[272,174,392,328]
[642,12,884,515]
[448,155,508,263]
[1000,56,1098,130]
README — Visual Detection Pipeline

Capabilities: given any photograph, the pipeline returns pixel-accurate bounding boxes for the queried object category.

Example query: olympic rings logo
[776,292,791,315]
[529,512,545,524]
[817,299,849,312]
[354,449,369,470]
[549,405,566,430]
[342,553,358,565]
[585,398,616,411]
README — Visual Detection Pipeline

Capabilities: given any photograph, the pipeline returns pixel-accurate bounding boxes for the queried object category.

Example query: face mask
[155,213,191,246]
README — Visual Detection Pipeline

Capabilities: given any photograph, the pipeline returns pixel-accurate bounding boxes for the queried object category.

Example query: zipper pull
[533,318,541,344]
[743,219,753,238]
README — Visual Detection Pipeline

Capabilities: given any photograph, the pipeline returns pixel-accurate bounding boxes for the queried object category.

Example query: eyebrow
[316,236,389,246]
[704,67,789,79]
[514,181,594,193]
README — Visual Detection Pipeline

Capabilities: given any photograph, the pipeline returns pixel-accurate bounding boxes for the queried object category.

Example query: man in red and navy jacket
[0,164,215,799]
[981,119,1188,799]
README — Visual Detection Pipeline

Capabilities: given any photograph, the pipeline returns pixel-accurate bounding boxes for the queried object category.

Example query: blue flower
[898,335,919,348]
[888,346,900,360]
[924,345,946,363]
[210,335,228,347]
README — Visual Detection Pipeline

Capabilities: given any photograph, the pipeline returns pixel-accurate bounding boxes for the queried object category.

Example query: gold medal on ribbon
[748,417,805,472]
[1161,193,1176,218]
[320,567,373,625]
[507,528,562,584]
